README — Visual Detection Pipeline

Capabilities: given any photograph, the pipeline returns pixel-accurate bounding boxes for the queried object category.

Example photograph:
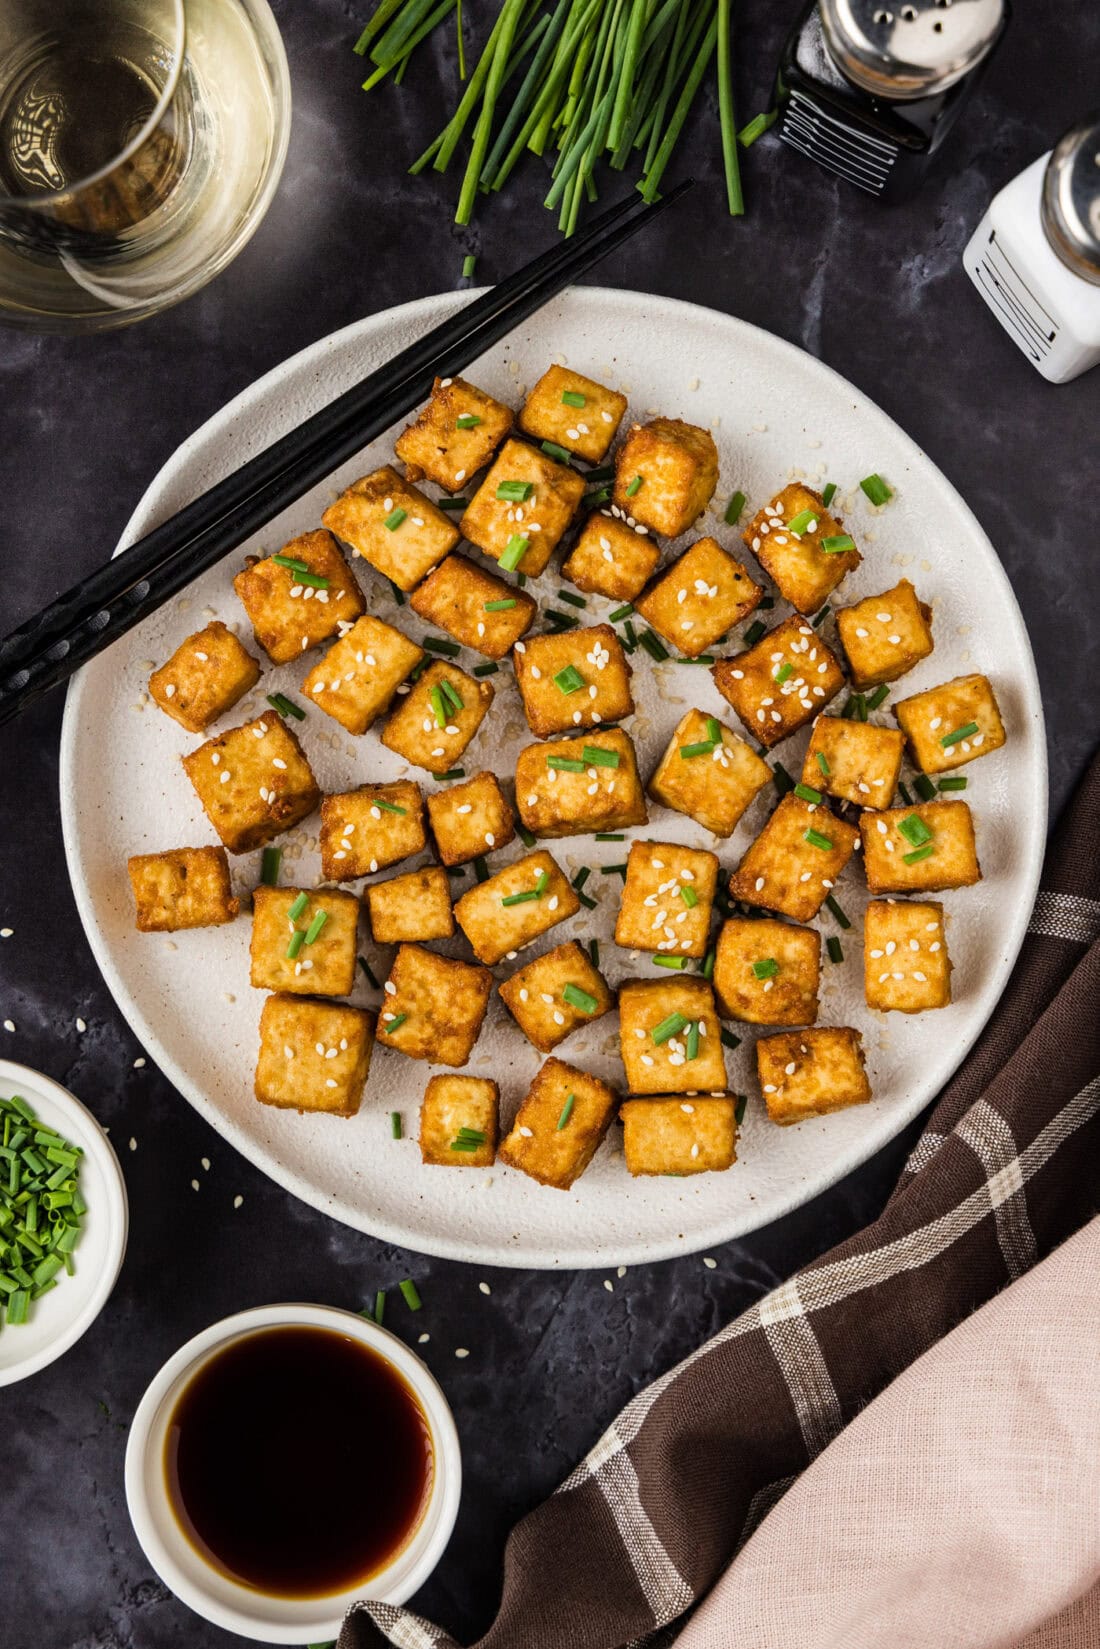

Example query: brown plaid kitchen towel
[340,751,1100,1649]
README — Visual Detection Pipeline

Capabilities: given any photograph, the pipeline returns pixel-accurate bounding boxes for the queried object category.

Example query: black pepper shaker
[774,0,1011,201]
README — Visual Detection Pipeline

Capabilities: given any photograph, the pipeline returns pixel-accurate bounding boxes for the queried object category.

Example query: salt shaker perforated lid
[819,0,1007,100]
[1041,114,1100,287]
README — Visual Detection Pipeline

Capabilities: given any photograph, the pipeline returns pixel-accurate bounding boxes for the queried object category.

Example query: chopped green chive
[383,1012,408,1034]
[390,1111,402,1139]
[594,833,624,842]
[825,894,851,930]
[638,629,669,662]
[734,1093,748,1125]
[556,1092,577,1130]
[516,573,527,588]
[296,570,330,590]
[473,662,499,677]
[680,885,698,909]
[623,620,637,652]
[588,938,600,969]
[389,579,406,605]
[793,782,822,804]
[563,984,598,1014]
[738,108,777,146]
[541,441,573,465]
[608,603,634,623]
[940,721,979,749]
[724,489,747,525]
[685,1021,700,1061]
[358,955,379,989]
[557,589,587,608]
[752,958,779,979]
[374,797,408,815]
[585,487,612,508]
[811,604,831,629]
[743,620,767,645]
[561,390,586,408]
[913,774,937,802]
[456,413,482,429]
[473,857,489,882]
[582,746,619,768]
[498,535,528,572]
[821,483,838,507]
[787,508,818,535]
[461,254,477,279]
[859,473,892,506]
[586,465,616,484]
[455,1126,485,1143]
[501,889,540,906]
[804,828,834,851]
[938,776,968,791]
[483,598,517,614]
[816,751,831,777]
[430,685,447,728]
[445,866,466,880]
[285,930,306,961]
[423,635,461,656]
[706,717,721,743]
[440,679,465,714]
[450,1138,482,1153]
[517,825,537,848]
[534,870,549,895]
[601,862,628,878]
[571,867,591,891]
[865,684,890,710]
[651,1011,688,1045]
[653,954,688,970]
[843,693,868,723]
[826,936,844,965]
[898,813,933,848]
[903,843,935,865]
[625,474,643,497]
[437,496,469,511]
[773,762,795,796]
[260,847,282,886]
[898,781,914,805]
[774,662,793,684]
[554,665,585,694]
[820,534,854,554]
[434,768,465,781]
[272,554,309,573]
[547,756,585,773]
[399,1278,422,1310]
[373,1290,386,1324]
[545,608,579,631]
[288,892,309,922]
[383,507,407,531]
[680,741,715,759]
[721,1029,742,1050]
[577,890,597,910]
[701,948,716,980]
[266,691,306,721]
[496,479,533,502]
[305,910,329,944]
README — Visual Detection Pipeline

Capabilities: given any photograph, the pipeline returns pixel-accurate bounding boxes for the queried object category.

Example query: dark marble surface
[1,4,1098,1647]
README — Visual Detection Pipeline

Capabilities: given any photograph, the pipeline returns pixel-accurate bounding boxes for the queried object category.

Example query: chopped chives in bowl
[0,1093,85,1327]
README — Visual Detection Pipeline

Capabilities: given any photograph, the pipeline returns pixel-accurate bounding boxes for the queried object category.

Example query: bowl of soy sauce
[124,1303,462,1643]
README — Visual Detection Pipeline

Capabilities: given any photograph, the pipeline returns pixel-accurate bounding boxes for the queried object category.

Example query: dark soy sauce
[165,1326,433,1597]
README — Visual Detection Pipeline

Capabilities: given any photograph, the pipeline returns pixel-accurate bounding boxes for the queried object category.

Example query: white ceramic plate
[0,1060,128,1384]
[59,287,1046,1269]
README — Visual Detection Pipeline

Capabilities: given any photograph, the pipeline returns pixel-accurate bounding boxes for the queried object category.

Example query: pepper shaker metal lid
[1041,114,1100,287]
[819,0,1007,100]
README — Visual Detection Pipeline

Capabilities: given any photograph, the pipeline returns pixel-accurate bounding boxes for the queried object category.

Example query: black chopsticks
[0,181,693,728]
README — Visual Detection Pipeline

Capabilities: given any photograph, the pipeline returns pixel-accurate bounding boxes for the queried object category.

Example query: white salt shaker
[963,114,1100,382]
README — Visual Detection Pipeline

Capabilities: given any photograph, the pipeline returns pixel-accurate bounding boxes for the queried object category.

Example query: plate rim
[59,284,1048,1268]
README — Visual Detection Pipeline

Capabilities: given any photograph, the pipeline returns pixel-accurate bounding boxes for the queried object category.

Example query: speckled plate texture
[58,287,1046,1268]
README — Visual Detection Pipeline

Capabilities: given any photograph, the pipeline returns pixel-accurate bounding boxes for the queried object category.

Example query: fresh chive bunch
[354,0,751,235]
[0,1094,85,1328]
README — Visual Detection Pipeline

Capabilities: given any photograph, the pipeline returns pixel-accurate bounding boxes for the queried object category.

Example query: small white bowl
[124,1303,462,1643]
[0,1059,129,1388]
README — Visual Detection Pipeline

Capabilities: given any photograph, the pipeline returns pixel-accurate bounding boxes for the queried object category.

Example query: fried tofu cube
[319,782,426,881]
[620,1095,738,1177]
[756,1026,871,1126]
[513,624,634,737]
[514,727,647,839]
[127,846,239,933]
[519,365,627,463]
[250,886,359,997]
[255,994,374,1117]
[426,770,515,866]
[419,1075,499,1167]
[612,418,718,537]
[320,466,459,593]
[302,614,423,735]
[560,510,661,602]
[497,940,613,1054]
[460,438,585,578]
[618,978,726,1095]
[864,899,951,1014]
[498,1057,618,1190]
[712,616,846,749]
[233,530,365,665]
[860,800,981,893]
[836,579,933,688]
[634,538,762,659]
[801,715,905,810]
[394,375,514,492]
[149,622,261,734]
[378,943,492,1066]
[729,795,858,923]
[409,553,537,659]
[453,850,580,965]
[182,715,320,854]
[743,483,861,615]
[614,840,719,961]
[714,917,820,1026]
[366,866,454,945]
[647,710,773,839]
[893,673,1007,774]
[380,660,494,776]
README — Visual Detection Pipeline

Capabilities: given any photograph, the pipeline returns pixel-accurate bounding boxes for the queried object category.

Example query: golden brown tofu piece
[513,624,633,737]
[426,770,516,866]
[127,846,239,933]
[409,553,537,659]
[419,1074,499,1166]
[181,715,321,855]
[893,673,1007,775]
[612,418,719,537]
[366,866,454,945]
[647,709,773,839]
[614,840,719,961]
[518,364,627,463]
[381,660,494,776]
[801,715,905,810]
[453,850,580,965]
[497,940,613,1054]
[620,1095,738,1177]
[712,616,846,749]
[864,899,951,1014]
[514,727,647,840]
[378,943,492,1066]
[618,978,726,1095]
[149,621,260,734]
[634,538,762,659]
[302,614,423,736]
[394,375,514,492]
[250,886,359,997]
[320,465,459,593]
[498,1057,618,1190]
[860,801,981,894]
[460,438,586,578]
[729,795,858,924]
[756,1026,871,1126]
[561,510,661,603]
[836,579,934,689]
[713,917,820,1026]
[233,530,365,665]
[319,782,426,881]
[254,994,374,1117]
[743,482,861,615]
